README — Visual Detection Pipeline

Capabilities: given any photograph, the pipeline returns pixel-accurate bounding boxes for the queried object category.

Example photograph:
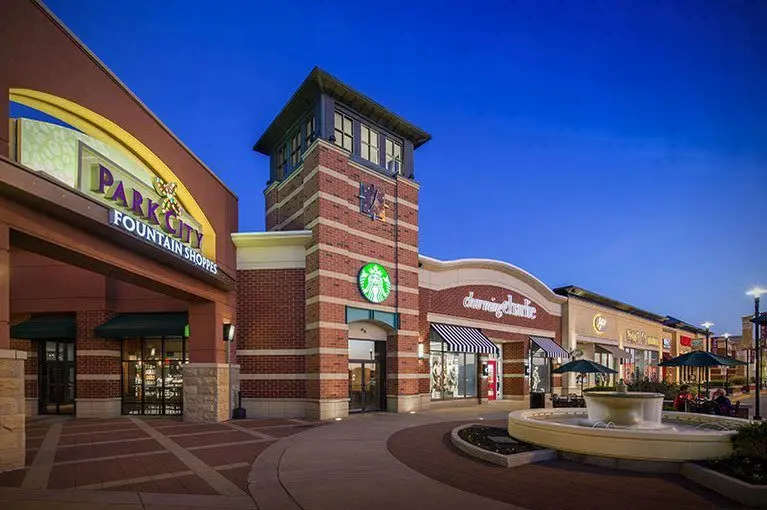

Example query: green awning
[94,313,188,338]
[11,314,76,340]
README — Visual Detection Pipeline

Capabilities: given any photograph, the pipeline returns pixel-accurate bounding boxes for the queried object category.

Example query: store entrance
[39,340,76,415]
[121,337,187,415]
[348,339,385,413]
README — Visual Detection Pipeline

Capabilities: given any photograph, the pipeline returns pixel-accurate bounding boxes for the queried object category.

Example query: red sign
[487,360,497,401]
[680,336,692,347]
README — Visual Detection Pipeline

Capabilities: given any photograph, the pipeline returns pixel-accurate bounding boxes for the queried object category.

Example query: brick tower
[247,68,430,419]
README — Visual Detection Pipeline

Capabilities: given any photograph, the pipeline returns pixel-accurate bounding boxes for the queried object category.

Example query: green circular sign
[358,263,392,303]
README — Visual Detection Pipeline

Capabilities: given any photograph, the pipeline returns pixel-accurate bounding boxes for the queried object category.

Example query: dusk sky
[42,0,766,335]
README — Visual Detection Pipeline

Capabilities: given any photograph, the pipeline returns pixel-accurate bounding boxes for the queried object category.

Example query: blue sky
[41,0,766,335]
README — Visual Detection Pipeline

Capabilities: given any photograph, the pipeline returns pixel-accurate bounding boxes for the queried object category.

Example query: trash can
[529,391,546,409]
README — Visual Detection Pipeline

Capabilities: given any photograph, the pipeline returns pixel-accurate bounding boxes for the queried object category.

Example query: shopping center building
[0,0,719,471]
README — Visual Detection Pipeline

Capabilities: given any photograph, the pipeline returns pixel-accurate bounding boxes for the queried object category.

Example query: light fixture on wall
[223,323,235,342]
[417,342,425,360]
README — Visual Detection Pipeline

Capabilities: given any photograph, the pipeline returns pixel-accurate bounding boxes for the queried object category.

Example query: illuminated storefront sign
[625,328,647,346]
[97,165,217,275]
[109,210,217,274]
[463,292,537,320]
[593,314,607,333]
[646,336,659,347]
[16,118,216,273]
[358,263,391,303]
[662,338,671,350]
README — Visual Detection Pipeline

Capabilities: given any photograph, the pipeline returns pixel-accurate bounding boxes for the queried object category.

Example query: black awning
[430,323,499,355]
[94,313,188,339]
[529,336,569,358]
[596,344,631,360]
[11,314,76,340]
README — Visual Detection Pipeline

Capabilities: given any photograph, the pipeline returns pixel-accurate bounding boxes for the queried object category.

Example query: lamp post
[702,322,714,398]
[747,286,766,421]
[723,332,731,390]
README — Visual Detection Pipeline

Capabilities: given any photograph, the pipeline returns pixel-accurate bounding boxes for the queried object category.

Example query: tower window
[385,139,402,173]
[304,115,316,149]
[360,125,379,165]
[290,131,301,167]
[333,111,353,152]
[276,143,287,178]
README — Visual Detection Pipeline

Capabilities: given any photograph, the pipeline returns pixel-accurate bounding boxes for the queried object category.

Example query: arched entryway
[347,320,393,412]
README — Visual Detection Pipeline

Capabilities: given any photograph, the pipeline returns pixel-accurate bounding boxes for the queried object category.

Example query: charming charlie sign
[463,292,537,320]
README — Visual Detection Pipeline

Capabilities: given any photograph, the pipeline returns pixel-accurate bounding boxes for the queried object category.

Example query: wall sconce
[417,342,425,360]
[223,323,235,342]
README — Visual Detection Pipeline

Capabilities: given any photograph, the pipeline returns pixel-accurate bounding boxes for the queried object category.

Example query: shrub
[730,376,745,386]
[627,380,679,399]
[583,385,615,392]
[731,421,767,461]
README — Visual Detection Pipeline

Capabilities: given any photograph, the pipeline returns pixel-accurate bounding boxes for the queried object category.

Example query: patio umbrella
[552,359,618,393]
[657,351,746,368]
[658,351,746,395]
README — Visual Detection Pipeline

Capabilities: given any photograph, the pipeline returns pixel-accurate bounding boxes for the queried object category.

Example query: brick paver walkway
[0,414,323,506]
[387,420,746,510]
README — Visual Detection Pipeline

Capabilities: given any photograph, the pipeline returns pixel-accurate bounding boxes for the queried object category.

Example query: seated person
[673,384,693,411]
[713,388,733,416]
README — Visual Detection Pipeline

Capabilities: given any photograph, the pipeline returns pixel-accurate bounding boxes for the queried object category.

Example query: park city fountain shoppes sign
[15,118,217,275]
[462,291,537,320]
[95,165,217,275]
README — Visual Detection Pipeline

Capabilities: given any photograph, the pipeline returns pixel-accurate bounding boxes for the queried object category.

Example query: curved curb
[247,434,304,510]
[681,462,767,508]
[450,423,555,468]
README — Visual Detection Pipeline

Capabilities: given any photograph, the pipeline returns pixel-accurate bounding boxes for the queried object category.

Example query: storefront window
[622,348,659,383]
[122,337,187,415]
[429,341,478,400]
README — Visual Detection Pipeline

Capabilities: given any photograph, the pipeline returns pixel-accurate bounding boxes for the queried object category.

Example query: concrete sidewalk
[248,412,524,510]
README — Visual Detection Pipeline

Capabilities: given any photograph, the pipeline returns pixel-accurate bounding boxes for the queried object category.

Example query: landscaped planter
[450,424,555,468]
[682,462,767,507]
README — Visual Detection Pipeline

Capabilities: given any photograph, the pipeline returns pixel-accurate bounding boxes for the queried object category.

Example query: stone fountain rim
[584,391,664,398]
[508,409,746,440]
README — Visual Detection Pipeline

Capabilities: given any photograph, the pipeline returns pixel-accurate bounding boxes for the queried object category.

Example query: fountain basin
[584,391,663,428]
[508,409,747,462]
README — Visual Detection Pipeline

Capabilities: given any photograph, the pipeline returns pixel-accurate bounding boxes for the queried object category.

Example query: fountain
[508,389,749,462]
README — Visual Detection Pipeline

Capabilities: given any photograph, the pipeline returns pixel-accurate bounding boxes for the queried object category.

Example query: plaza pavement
[0,401,748,509]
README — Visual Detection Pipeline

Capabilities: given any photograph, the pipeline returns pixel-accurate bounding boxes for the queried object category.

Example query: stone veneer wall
[0,349,26,472]
[182,363,231,422]
[10,338,36,415]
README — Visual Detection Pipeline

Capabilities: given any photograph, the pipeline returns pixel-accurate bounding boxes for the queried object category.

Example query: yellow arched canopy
[10,88,216,260]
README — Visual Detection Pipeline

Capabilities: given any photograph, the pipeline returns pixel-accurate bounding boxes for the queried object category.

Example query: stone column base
[182,363,231,422]
[242,398,308,418]
[25,398,38,416]
[0,349,26,473]
[76,398,121,418]
[306,398,348,420]
[386,394,429,413]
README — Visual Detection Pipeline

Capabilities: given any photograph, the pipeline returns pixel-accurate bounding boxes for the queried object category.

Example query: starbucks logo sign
[358,263,391,303]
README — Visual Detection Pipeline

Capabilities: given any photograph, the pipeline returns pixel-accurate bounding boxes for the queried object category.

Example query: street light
[702,321,714,397]
[723,332,731,390]
[746,286,766,421]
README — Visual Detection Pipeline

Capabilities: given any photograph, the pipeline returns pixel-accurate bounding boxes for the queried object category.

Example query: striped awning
[529,336,569,358]
[430,323,498,355]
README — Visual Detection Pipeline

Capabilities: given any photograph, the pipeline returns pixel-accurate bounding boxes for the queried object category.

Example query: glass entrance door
[121,337,187,415]
[39,340,75,415]
[348,361,380,412]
